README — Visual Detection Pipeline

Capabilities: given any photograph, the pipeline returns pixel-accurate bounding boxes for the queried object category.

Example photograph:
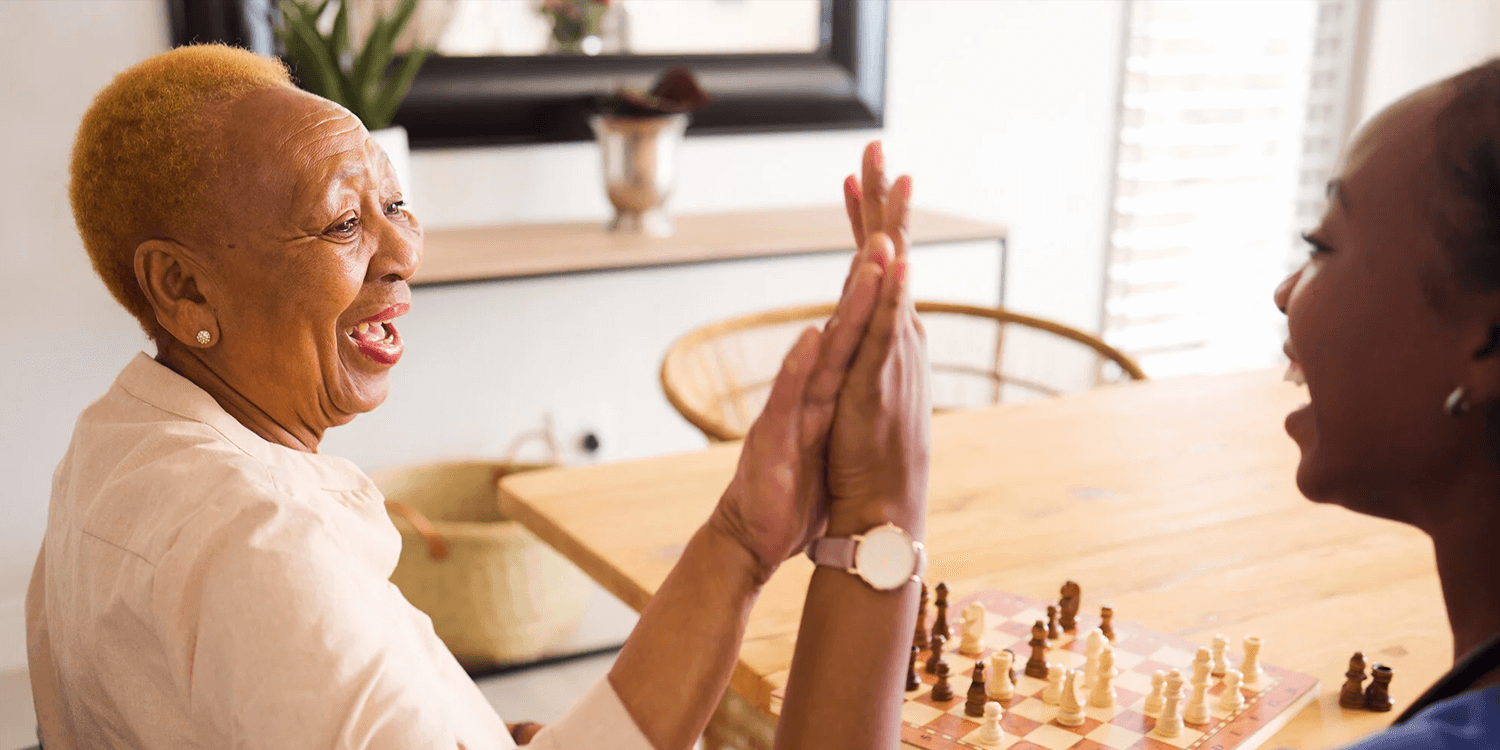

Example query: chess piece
[1004,648,1018,684]
[1056,669,1087,727]
[1042,663,1066,705]
[1083,628,1106,689]
[1240,636,1264,685]
[987,650,1015,702]
[1219,668,1246,712]
[1089,647,1117,709]
[932,582,952,640]
[931,660,955,702]
[907,645,922,692]
[1365,663,1393,712]
[1340,651,1368,709]
[1100,605,1116,641]
[1143,670,1167,716]
[1184,660,1212,725]
[1025,620,1050,678]
[960,602,987,656]
[976,702,1005,746]
[1059,580,1081,632]
[1155,669,1186,738]
[925,633,948,675]
[914,582,930,651]
[1211,634,1230,677]
[1046,604,1062,641]
[966,662,990,717]
[1191,646,1213,685]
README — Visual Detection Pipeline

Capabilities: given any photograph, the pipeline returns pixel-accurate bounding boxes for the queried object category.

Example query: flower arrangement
[540,0,612,55]
[597,67,712,118]
[276,0,432,131]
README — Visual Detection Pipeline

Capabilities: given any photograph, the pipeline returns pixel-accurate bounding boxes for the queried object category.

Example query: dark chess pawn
[1059,580,1081,632]
[932,582,952,640]
[1340,652,1368,709]
[931,660,955,702]
[914,582,930,650]
[1365,664,1393,712]
[926,633,948,675]
[965,662,989,717]
[1100,605,1115,642]
[907,645,922,691]
[1047,604,1062,641]
[1025,620,1050,678]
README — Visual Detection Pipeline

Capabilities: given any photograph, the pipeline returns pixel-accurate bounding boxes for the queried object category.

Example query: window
[1102,0,1367,377]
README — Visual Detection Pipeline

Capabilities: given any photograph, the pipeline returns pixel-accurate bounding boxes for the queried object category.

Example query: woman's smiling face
[189,86,421,442]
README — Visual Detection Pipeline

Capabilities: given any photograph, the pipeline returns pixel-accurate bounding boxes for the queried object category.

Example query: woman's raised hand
[707,238,890,581]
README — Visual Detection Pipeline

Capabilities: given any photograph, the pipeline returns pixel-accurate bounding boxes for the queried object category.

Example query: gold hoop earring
[196,330,212,346]
[1445,386,1470,416]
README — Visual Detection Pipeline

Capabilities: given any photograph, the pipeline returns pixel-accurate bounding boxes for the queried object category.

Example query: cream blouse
[27,354,653,750]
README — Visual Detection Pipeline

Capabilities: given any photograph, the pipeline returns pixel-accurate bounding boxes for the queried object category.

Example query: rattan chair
[661,301,1147,442]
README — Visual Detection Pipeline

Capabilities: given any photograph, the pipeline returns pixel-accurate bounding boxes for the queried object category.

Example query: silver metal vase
[590,113,689,237]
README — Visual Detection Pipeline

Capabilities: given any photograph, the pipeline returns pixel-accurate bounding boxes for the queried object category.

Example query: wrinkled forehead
[214,87,386,209]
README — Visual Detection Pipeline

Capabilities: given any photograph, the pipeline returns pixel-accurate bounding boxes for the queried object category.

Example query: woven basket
[374,460,592,671]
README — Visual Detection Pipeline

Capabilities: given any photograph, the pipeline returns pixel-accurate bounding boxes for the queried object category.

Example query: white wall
[1360,0,1500,124]
[1,0,1131,676]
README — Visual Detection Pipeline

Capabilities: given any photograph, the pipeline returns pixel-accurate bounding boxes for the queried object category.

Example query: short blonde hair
[69,44,292,328]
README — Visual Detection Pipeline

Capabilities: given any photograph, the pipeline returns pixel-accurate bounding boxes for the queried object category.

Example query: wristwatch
[805,523,927,591]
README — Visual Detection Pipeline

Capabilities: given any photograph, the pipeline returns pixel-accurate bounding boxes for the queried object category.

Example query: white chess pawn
[960,603,987,657]
[976,701,1005,746]
[1240,636,1264,686]
[1211,634,1230,677]
[1155,669,1186,738]
[1219,668,1246,712]
[987,650,1015,701]
[1043,663,1066,705]
[1143,670,1167,716]
[1056,669,1087,727]
[1089,647,1117,709]
[1083,628,1106,689]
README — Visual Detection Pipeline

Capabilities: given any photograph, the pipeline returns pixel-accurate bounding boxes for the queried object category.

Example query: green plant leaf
[351,15,393,117]
[367,46,431,131]
[328,0,350,61]
[283,12,348,105]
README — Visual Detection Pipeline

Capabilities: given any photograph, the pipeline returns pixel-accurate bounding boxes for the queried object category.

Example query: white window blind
[1102,0,1366,377]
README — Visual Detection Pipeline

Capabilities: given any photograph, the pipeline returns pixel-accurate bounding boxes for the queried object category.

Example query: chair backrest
[660,301,1147,442]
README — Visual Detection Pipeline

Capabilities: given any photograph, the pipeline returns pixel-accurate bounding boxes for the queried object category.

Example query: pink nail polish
[869,142,883,169]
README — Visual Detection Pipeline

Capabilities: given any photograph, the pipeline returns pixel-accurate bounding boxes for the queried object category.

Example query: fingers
[849,237,907,382]
[805,257,886,410]
[843,175,865,251]
[886,175,912,266]
[758,327,822,441]
[861,142,888,243]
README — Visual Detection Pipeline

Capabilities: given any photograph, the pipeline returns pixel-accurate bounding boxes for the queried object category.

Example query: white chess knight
[1083,628,1107,689]
[987,650,1015,701]
[1143,670,1167,716]
[1240,636,1264,685]
[1219,668,1247,712]
[1211,634,1230,677]
[959,602,987,657]
[1043,663,1066,705]
[1089,646,1118,709]
[1154,669,1187,738]
[1056,669,1087,727]
[976,702,1005,746]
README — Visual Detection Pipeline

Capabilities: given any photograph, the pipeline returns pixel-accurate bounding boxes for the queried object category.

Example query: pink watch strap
[806,536,859,571]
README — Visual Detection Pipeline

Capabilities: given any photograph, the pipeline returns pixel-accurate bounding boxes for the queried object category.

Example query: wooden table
[413,206,1008,288]
[498,371,1451,749]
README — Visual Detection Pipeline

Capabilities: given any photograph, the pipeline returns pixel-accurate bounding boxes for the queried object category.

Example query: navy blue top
[1341,685,1500,749]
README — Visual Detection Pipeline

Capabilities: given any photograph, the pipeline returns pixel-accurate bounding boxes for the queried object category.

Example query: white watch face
[855,525,917,591]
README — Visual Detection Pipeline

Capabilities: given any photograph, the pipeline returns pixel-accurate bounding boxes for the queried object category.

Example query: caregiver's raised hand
[843,140,912,292]
[708,247,888,580]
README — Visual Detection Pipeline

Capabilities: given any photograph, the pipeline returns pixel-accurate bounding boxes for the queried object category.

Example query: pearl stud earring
[1445,386,1470,416]
[196,330,212,346]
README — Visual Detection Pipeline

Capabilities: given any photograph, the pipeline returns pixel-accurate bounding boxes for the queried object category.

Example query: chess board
[899,589,1318,750]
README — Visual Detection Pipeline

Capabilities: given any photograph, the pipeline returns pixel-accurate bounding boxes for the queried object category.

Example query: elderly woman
[1277,61,1500,747]
[26,45,929,749]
